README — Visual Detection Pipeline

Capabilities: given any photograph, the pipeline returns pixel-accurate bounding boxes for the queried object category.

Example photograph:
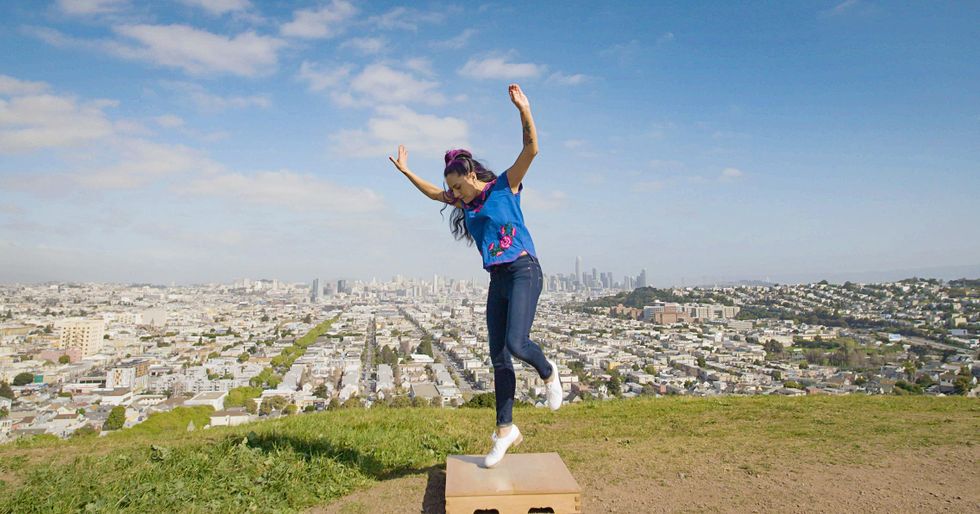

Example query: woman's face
[445,171,481,203]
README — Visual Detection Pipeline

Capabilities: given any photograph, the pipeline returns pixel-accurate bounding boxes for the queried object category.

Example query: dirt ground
[309,445,980,513]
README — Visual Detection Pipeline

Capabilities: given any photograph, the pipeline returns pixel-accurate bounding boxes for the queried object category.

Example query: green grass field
[0,396,977,513]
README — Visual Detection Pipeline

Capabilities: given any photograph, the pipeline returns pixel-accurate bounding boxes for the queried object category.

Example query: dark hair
[441,148,497,245]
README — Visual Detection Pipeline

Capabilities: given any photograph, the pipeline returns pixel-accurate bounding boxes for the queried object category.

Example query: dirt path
[309,446,980,513]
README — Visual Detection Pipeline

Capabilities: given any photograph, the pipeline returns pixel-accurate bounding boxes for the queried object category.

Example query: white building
[186,391,227,410]
[55,318,105,357]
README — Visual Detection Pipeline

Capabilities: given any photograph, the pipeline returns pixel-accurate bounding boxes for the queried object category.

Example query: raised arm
[389,145,460,206]
[504,83,538,194]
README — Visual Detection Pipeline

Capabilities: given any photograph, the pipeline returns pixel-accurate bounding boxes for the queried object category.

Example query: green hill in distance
[1,396,977,513]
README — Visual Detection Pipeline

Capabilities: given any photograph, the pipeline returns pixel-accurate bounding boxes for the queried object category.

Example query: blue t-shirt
[447,170,538,271]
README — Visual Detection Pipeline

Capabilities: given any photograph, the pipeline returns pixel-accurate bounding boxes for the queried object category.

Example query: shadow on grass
[236,431,450,512]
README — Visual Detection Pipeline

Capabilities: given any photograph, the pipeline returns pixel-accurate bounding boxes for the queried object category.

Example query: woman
[388,83,563,468]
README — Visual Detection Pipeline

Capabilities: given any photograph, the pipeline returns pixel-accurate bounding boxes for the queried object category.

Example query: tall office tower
[56,318,105,357]
[592,268,598,285]
[433,274,439,294]
[311,278,320,303]
[575,256,582,285]
[338,279,350,294]
[637,269,648,288]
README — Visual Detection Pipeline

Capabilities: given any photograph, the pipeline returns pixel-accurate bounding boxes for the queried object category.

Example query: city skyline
[1,1,979,285]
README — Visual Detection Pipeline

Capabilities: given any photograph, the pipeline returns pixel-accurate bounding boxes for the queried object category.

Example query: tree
[388,395,411,408]
[103,406,126,431]
[764,340,784,356]
[328,398,341,410]
[224,386,262,409]
[72,425,98,438]
[303,405,315,413]
[313,384,329,399]
[903,361,917,381]
[798,362,809,370]
[237,352,250,363]
[462,392,495,408]
[284,404,298,415]
[696,356,706,368]
[0,381,14,400]
[607,375,622,397]
[13,372,34,386]
[58,355,71,364]
[0,407,8,419]
[341,396,362,409]
[953,366,974,395]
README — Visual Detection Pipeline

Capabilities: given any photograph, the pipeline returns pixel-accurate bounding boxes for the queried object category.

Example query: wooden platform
[445,453,582,514]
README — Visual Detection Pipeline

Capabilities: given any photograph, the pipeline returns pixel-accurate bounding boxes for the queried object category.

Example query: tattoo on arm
[523,121,533,147]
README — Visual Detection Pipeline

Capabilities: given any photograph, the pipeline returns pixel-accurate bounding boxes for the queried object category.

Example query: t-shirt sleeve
[499,170,523,194]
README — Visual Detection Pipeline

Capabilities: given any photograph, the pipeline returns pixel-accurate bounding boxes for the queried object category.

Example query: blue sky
[1,0,978,286]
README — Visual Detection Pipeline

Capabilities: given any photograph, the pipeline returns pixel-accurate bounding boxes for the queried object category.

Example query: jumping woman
[388,83,563,468]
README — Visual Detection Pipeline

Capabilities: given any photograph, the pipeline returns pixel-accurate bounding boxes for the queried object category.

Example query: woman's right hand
[388,145,409,173]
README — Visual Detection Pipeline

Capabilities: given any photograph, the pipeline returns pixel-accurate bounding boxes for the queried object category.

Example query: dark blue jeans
[486,253,554,427]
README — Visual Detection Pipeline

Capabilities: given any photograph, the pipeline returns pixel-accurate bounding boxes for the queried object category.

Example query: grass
[0,396,977,513]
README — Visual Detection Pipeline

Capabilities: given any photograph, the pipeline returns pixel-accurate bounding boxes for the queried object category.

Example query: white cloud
[563,139,586,149]
[347,63,445,106]
[720,167,744,180]
[297,61,352,92]
[154,114,184,128]
[658,32,675,44]
[301,62,445,107]
[649,159,685,172]
[330,105,468,158]
[0,75,49,96]
[459,56,545,80]
[369,7,446,31]
[432,29,476,50]
[163,81,270,111]
[0,93,115,153]
[177,0,250,15]
[633,180,665,193]
[178,170,384,213]
[829,0,859,15]
[547,72,589,85]
[57,0,127,15]
[281,0,357,39]
[75,138,223,189]
[112,24,284,77]
[521,189,567,211]
[341,37,385,54]
[404,58,435,76]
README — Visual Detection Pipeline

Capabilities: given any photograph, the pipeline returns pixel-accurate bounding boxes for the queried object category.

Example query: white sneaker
[483,424,523,468]
[545,359,563,410]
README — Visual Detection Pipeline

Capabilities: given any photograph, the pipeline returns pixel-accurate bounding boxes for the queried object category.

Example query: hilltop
[0,396,978,513]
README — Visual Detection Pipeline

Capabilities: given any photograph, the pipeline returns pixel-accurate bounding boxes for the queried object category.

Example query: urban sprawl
[1,270,978,441]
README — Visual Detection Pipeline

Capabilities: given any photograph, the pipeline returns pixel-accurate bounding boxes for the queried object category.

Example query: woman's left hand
[509,83,530,111]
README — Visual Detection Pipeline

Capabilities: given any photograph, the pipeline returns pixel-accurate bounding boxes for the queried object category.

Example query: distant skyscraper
[637,269,648,288]
[338,279,349,294]
[311,278,320,303]
[575,256,582,284]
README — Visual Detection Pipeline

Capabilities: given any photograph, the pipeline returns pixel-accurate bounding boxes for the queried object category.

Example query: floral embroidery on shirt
[488,223,517,257]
